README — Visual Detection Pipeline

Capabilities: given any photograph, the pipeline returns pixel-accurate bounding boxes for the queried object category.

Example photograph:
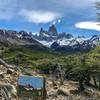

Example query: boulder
[7,69,14,74]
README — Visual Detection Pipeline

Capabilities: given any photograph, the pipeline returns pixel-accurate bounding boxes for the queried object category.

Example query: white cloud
[75,21,100,31]
[19,9,61,24]
[0,0,96,23]
[0,0,17,20]
[51,19,61,25]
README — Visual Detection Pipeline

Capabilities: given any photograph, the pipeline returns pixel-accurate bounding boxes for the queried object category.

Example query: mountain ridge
[0,26,100,53]
[0,29,49,52]
[33,25,100,52]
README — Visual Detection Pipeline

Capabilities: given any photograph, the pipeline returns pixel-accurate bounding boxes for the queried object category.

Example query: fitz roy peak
[33,25,100,52]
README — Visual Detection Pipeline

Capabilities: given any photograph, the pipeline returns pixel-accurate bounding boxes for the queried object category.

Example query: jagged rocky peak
[30,25,100,52]
[40,28,44,34]
[40,28,47,34]
[48,24,58,36]
[0,29,19,40]
[38,28,50,41]
[37,25,73,40]
[90,34,100,41]
[35,25,59,41]
[39,25,58,36]
[0,29,16,36]
[18,30,29,37]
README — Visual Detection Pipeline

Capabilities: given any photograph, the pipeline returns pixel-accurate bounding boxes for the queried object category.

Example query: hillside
[0,46,100,100]
[0,28,100,100]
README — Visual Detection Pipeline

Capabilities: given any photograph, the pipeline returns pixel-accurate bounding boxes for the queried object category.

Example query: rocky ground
[0,59,100,100]
[0,65,19,100]
[46,79,100,100]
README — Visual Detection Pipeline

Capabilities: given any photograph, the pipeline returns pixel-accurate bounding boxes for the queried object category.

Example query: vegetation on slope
[0,45,100,90]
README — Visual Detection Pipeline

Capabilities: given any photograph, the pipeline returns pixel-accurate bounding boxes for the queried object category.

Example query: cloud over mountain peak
[19,9,61,24]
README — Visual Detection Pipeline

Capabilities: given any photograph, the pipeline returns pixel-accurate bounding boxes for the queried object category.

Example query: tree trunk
[79,79,85,91]
[93,76,97,87]
[85,74,91,86]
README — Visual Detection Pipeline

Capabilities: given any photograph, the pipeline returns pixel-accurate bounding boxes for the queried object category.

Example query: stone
[7,69,14,74]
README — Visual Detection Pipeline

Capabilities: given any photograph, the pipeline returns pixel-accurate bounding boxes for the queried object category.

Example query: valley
[0,0,100,99]
[0,28,100,100]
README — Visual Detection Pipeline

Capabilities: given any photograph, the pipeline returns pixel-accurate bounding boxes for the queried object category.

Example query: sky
[0,0,100,37]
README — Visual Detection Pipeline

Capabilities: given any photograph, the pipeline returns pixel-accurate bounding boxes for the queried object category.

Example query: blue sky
[0,0,100,37]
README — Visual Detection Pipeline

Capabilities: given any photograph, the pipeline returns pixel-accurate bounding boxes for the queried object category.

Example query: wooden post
[43,78,46,100]
[98,74,100,90]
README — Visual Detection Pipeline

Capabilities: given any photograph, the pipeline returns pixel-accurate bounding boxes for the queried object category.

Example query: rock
[0,65,7,79]
[57,89,69,96]
[0,72,5,79]
[48,25,58,36]
[7,68,14,74]
[53,86,58,90]
[47,90,58,97]
[0,83,17,99]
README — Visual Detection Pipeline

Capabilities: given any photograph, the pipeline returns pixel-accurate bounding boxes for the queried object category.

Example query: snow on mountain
[32,25,100,52]
[0,25,99,53]
[90,35,100,45]
[57,38,73,46]
[32,32,40,36]
[0,29,47,49]
[36,39,54,47]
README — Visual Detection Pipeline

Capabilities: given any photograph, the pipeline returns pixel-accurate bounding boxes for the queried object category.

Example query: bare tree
[55,64,65,85]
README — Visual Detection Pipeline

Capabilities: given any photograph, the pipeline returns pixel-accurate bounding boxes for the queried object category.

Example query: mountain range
[0,25,100,53]
[0,29,48,51]
[33,25,100,52]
